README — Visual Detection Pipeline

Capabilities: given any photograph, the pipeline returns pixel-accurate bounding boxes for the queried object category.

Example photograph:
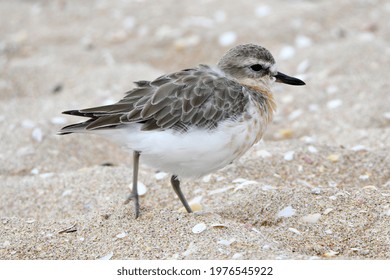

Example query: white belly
[98,105,267,178]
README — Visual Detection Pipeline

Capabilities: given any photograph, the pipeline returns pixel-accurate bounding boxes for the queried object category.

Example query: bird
[59,43,305,218]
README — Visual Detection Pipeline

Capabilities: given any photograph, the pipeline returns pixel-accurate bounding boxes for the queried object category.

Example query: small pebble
[51,83,63,94]
[307,145,318,153]
[192,223,207,234]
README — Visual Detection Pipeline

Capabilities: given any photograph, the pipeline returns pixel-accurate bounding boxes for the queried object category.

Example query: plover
[59,44,305,218]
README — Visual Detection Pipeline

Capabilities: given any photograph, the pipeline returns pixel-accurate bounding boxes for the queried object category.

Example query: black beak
[274,72,305,86]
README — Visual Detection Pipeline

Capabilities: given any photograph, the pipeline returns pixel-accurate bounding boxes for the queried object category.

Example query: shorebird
[59,44,305,218]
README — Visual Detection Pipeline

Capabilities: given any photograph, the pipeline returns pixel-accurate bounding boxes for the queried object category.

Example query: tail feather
[58,120,94,135]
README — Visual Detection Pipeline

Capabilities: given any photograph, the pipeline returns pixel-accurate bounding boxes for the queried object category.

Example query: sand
[0,0,389,260]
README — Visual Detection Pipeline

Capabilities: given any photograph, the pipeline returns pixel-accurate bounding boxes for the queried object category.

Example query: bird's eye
[250,64,263,71]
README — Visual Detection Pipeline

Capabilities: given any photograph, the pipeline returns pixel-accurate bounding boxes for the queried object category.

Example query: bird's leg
[170,175,193,213]
[124,151,141,218]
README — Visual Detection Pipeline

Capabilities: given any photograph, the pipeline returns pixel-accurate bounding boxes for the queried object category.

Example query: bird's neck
[239,78,276,124]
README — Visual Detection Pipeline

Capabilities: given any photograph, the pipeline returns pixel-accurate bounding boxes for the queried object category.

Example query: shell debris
[155,171,168,180]
[116,232,127,239]
[129,181,147,196]
[295,35,312,48]
[323,250,339,258]
[279,45,295,60]
[255,5,271,17]
[277,206,296,218]
[192,223,207,234]
[327,154,340,162]
[283,151,295,161]
[218,31,237,47]
[232,252,244,259]
[307,145,318,153]
[182,242,197,257]
[32,127,43,142]
[211,223,228,229]
[99,252,113,260]
[217,238,236,246]
[256,149,272,158]
[209,186,233,195]
[301,213,321,224]
[323,208,333,215]
[288,227,301,235]
[202,174,212,183]
[179,197,203,212]
[327,99,343,109]
[362,185,377,191]
[278,129,294,139]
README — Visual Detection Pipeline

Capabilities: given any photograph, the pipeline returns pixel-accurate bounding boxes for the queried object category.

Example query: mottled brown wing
[60,65,248,133]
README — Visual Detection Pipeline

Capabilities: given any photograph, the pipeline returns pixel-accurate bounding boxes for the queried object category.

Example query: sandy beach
[0,0,389,259]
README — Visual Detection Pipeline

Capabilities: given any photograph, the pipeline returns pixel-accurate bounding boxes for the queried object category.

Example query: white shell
[283,151,295,161]
[192,223,207,234]
[277,206,296,218]
[116,232,127,239]
[99,252,113,260]
[129,182,147,196]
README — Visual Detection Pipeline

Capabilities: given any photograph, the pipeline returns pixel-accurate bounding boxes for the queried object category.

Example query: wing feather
[60,65,248,133]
